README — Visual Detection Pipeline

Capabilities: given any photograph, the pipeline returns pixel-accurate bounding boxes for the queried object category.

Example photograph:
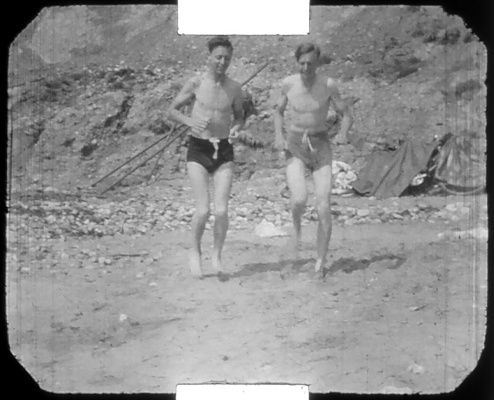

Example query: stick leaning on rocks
[93,62,269,194]
[101,124,189,194]
[90,122,183,188]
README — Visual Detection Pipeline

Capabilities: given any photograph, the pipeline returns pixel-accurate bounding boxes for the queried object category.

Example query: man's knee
[195,206,211,220]
[214,205,229,219]
[316,198,331,216]
[292,193,308,209]
[315,185,331,205]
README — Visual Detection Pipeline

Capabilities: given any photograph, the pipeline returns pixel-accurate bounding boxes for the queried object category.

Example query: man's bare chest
[195,81,234,111]
[288,84,330,113]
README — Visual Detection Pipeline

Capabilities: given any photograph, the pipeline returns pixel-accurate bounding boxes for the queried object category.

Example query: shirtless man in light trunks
[274,42,354,273]
[167,36,244,277]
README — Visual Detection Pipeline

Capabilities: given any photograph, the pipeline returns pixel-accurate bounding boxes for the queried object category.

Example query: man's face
[209,46,232,76]
[297,51,319,79]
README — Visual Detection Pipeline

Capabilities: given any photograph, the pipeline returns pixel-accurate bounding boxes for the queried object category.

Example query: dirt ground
[7,192,487,395]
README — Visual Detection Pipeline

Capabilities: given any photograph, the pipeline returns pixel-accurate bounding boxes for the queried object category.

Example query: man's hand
[327,128,339,140]
[228,125,241,143]
[190,116,211,133]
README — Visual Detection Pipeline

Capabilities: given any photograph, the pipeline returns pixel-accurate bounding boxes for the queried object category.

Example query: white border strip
[178,0,309,35]
[176,384,309,400]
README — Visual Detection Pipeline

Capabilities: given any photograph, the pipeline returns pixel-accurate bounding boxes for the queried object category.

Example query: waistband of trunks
[188,135,230,145]
[287,131,329,143]
[288,128,328,136]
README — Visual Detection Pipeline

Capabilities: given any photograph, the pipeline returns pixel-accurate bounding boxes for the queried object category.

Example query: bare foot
[282,232,300,260]
[314,258,324,273]
[189,252,203,278]
[212,254,222,273]
[279,262,295,280]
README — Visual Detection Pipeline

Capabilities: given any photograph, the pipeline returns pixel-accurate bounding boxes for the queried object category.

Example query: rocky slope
[8,5,486,193]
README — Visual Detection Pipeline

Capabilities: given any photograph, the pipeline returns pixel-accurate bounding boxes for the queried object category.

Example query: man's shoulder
[321,75,337,88]
[225,76,242,90]
[184,74,203,90]
[283,74,298,84]
[316,75,339,96]
[281,74,298,91]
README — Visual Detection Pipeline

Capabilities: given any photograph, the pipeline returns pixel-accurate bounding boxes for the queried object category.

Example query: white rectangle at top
[178,0,309,35]
[176,384,309,400]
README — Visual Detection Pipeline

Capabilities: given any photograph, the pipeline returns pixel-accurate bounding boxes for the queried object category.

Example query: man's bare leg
[285,157,308,257]
[313,163,333,272]
[211,162,234,272]
[187,162,210,277]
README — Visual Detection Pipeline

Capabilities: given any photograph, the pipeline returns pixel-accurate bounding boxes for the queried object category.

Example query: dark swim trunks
[285,130,332,171]
[187,136,234,174]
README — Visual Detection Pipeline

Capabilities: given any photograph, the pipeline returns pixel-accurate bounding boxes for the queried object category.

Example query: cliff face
[9,5,356,80]
[8,5,486,190]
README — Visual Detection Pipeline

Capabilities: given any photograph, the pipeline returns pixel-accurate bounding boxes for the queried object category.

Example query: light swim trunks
[285,130,332,171]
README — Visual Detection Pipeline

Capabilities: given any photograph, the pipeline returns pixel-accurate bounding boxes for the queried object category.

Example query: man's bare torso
[190,74,240,139]
[285,73,332,134]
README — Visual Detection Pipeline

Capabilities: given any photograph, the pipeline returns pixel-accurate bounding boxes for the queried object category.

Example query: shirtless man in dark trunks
[274,42,354,273]
[167,36,244,277]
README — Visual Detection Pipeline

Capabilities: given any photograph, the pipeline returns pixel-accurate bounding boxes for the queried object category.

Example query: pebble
[254,220,287,238]
[357,209,370,217]
[46,215,58,224]
[407,363,425,374]
[445,203,458,212]
[346,207,357,215]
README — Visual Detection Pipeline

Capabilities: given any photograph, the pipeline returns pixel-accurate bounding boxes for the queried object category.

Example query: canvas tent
[352,134,485,198]
[352,139,438,198]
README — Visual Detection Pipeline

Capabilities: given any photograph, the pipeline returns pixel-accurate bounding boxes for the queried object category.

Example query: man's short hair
[295,42,321,61]
[207,36,233,53]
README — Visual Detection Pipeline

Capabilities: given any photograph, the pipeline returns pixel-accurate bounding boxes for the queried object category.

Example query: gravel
[8,186,471,241]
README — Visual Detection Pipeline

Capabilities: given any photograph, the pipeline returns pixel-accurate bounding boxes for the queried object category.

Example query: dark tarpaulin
[352,139,437,199]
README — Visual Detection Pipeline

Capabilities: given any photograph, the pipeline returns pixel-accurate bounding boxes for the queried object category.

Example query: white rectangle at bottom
[176,384,309,400]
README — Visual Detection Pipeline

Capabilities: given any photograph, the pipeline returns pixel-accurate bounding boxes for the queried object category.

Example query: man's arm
[229,84,245,137]
[273,79,289,150]
[167,77,207,132]
[327,78,354,143]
